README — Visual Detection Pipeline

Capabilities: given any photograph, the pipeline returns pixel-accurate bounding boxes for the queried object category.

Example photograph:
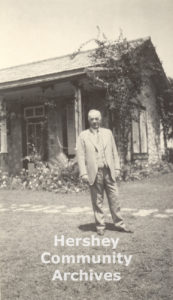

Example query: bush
[0,157,173,191]
[0,154,88,192]
[120,160,173,182]
[0,171,10,189]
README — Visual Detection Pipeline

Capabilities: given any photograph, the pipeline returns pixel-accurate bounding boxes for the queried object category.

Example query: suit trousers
[89,167,123,230]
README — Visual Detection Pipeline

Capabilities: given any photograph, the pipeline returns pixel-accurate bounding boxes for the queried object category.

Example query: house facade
[0,38,167,174]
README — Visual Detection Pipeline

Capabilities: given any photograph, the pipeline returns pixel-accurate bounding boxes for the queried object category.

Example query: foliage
[8,154,88,193]
[72,28,172,160]
[152,74,173,149]
[166,77,173,139]
[0,171,10,189]
[0,160,87,192]
[119,160,173,182]
[1,159,173,191]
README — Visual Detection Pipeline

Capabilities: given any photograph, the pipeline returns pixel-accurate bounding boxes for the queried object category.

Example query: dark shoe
[114,224,133,233]
[97,229,105,236]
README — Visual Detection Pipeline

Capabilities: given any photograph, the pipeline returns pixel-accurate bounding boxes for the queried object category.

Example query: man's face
[88,113,101,129]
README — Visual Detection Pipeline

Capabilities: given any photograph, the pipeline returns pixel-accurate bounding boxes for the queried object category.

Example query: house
[0,37,169,174]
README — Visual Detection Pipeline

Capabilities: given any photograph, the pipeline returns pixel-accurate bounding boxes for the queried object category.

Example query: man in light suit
[76,109,131,235]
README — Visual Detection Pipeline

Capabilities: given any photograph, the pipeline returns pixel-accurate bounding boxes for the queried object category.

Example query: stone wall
[138,80,165,163]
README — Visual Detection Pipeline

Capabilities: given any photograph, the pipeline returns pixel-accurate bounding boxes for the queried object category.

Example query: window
[26,122,43,156]
[132,107,148,154]
[24,105,45,119]
[24,105,46,159]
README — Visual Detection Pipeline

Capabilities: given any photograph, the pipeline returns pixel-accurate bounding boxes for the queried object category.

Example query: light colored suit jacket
[76,127,120,185]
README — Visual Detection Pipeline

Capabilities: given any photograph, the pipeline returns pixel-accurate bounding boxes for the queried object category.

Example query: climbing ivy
[72,29,172,161]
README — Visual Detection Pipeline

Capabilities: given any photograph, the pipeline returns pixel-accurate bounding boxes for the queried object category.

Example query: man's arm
[111,132,120,171]
[76,134,88,178]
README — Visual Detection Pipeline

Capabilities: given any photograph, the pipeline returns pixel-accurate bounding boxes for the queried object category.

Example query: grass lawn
[0,173,173,300]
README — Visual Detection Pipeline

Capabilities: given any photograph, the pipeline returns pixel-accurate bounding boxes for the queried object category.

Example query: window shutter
[132,119,140,153]
[140,110,148,153]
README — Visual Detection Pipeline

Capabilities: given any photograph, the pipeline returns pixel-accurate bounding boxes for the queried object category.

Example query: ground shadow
[78,223,96,232]
[78,222,115,232]
[105,223,116,231]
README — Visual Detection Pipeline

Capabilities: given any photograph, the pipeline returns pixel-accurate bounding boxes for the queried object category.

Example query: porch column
[0,96,8,172]
[74,86,82,140]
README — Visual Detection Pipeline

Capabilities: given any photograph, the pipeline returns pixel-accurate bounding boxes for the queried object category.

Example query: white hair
[88,109,102,121]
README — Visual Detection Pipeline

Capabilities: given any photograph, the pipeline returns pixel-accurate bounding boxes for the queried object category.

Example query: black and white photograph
[0,0,173,299]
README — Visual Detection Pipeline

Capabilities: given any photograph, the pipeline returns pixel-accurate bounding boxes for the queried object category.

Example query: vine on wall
[72,29,172,161]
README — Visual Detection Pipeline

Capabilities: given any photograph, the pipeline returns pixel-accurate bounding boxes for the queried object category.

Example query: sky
[0,0,173,77]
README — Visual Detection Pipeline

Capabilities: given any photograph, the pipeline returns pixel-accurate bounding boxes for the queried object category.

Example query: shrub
[1,154,88,192]
[119,160,173,182]
[0,158,173,191]
[0,171,10,189]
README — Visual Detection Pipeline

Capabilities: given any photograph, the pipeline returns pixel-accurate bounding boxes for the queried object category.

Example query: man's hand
[81,174,89,184]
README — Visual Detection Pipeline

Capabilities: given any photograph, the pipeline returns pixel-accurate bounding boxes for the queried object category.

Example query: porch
[0,79,109,174]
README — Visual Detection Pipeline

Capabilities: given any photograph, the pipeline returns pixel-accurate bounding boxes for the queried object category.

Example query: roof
[0,37,151,90]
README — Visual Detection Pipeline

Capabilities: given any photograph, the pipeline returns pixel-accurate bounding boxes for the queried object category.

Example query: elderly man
[76,109,131,235]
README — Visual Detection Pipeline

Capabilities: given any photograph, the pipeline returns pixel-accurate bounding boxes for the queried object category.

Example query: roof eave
[0,68,87,91]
